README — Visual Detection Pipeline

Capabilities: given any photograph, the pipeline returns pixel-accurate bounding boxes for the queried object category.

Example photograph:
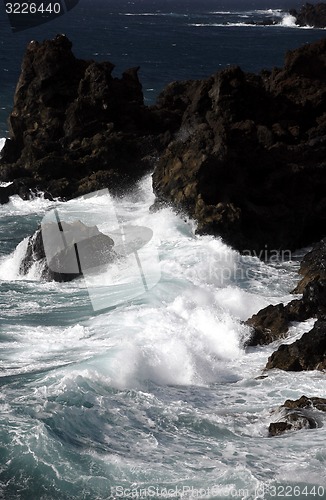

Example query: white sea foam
[0,137,5,152]
[0,174,299,388]
[189,9,324,30]
[280,14,298,28]
[122,12,188,17]
[209,11,232,15]
[0,192,56,217]
[0,237,29,281]
[2,173,326,497]
[255,9,283,16]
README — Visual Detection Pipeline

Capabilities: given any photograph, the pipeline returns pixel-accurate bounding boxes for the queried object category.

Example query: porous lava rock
[266,319,326,371]
[293,238,326,293]
[152,38,326,254]
[268,395,326,436]
[0,35,180,201]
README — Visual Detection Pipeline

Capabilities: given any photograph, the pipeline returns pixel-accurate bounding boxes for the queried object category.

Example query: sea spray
[0,175,325,500]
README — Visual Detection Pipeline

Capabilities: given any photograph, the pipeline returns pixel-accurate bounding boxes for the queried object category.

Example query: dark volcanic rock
[2,35,326,257]
[266,319,326,371]
[283,395,326,411]
[246,238,326,371]
[246,278,326,346]
[268,411,318,436]
[268,395,326,436]
[269,421,293,436]
[152,38,326,254]
[290,3,326,28]
[246,304,290,345]
[20,221,115,282]
[0,35,180,202]
[0,184,14,204]
[293,238,326,293]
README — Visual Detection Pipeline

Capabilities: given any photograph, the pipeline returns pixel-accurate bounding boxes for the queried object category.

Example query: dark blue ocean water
[1,2,326,500]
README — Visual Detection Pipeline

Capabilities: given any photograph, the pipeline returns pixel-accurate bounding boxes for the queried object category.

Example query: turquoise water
[0,175,325,499]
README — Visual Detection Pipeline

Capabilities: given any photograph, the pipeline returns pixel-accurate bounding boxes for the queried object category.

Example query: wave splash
[0,174,298,389]
[190,9,323,29]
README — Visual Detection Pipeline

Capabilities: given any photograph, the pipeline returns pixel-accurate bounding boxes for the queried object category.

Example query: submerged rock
[289,3,326,29]
[268,395,326,436]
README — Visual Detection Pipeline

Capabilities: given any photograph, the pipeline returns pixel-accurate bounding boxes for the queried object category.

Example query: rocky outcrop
[246,278,326,346]
[2,36,326,256]
[20,221,115,282]
[0,35,179,202]
[290,3,326,28]
[268,395,326,436]
[245,236,326,370]
[266,319,326,371]
[293,238,326,293]
[152,38,326,254]
[246,304,290,345]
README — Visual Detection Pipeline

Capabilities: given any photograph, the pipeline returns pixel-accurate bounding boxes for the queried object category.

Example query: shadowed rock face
[0,35,180,201]
[152,38,326,254]
[1,36,326,256]
[293,238,326,293]
[290,3,326,28]
[245,237,326,372]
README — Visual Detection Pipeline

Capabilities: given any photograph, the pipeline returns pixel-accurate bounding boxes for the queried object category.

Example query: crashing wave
[280,14,299,28]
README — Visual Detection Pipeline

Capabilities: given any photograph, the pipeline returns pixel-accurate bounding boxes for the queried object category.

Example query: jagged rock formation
[268,395,326,436]
[293,238,326,293]
[246,278,326,346]
[1,36,326,257]
[0,35,179,201]
[246,237,326,371]
[266,319,326,371]
[152,38,326,253]
[290,3,326,28]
